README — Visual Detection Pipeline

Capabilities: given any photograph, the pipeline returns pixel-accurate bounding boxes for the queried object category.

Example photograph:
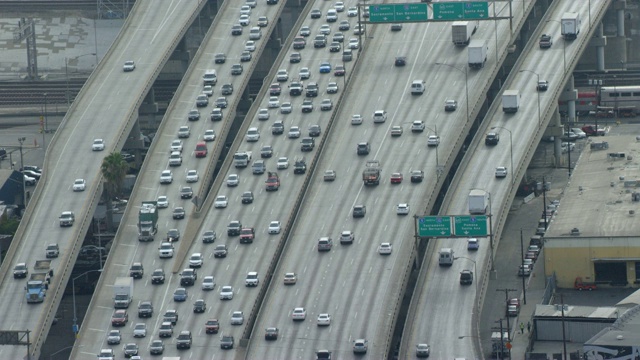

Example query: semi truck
[362,160,381,186]
[502,90,520,113]
[451,21,478,46]
[138,201,158,242]
[468,39,488,69]
[25,260,51,303]
[113,277,134,308]
[468,189,489,214]
[561,12,581,40]
[234,151,252,168]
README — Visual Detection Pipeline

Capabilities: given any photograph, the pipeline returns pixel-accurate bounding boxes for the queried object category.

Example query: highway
[71,0,294,358]
[0,1,204,359]
[401,1,611,359]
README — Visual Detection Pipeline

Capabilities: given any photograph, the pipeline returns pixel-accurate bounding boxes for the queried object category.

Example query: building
[0,169,26,206]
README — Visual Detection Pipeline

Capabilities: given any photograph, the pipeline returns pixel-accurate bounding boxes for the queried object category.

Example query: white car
[348,37,359,49]
[277,157,289,169]
[157,195,169,208]
[334,1,345,11]
[317,313,331,326]
[92,138,105,151]
[231,311,244,325]
[411,120,425,132]
[178,126,190,138]
[133,323,147,338]
[160,170,173,184]
[276,69,288,81]
[245,40,256,51]
[268,221,281,234]
[373,110,387,123]
[186,170,199,183]
[203,129,216,142]
[227,174,239,187]
[214,195,228,208]
[351,114,363,125]
[378,242,393,255]
[240,5,251,15]
[319,24,331,35]
[347,6,358,16]
[72,179,86,191]
[292,307,306,321]
[202,85,213,97]
[202,276,215,291]
[288,126,301,138]
[268,96,280,108]
[397,203,410,215]
[158,242,174,258]
[299,67,310,79]
[170,139,183,152]
[246,127,260,142]
[189,253,204,268]
[327,82,339,93]
[280,102,292,114]
[495,166,508,178]
[258,108,269,120]
[427,135,440,147]
[239,14,250,26]
[123,60,135,72]
[107,330,121,345]
[24,174,36,186]
[220,286,234,300]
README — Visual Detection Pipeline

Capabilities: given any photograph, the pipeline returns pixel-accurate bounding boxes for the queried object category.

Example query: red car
[205,319,220,334]
[334,65,345,76]
[240,227,255,244]
[390,172,403,184]
[111,310,128,327]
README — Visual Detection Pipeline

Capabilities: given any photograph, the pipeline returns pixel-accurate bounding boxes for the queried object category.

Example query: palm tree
[101,152,128,232]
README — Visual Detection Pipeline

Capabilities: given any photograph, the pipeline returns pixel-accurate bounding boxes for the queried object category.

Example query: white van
[439,248,454,266]
[411,80,425,95]
[203,69,217,85]
[249,27,262,40]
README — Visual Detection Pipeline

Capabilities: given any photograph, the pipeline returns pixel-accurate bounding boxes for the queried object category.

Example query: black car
[202,230,216,244]
[231,24,242,36]
[221,335,234,349]
[231,64,243,75]
[272,121,284,135]
[138,301,154,318]
[539,34,552,48]
[227,220,242,236]
[485,132,500,145]
[180,186,193,199]
[410,170,424,183]
[353,205,366,218]
[265,327,279,340]
[310,9,321,18]
[289,52,302,63]
[261,145,273,158]
[180,269,197,286]
[215,97,228,108]
[221,84,233,96]
[193,299,207,313]
[173,207,185,219]
[214,244,228,258]
[395,56,407,67]
[214,53,226,64]
[309,124,321,137]
[329,42,341,52]
[294,158,307,174]
[151,269,165,284]
[130,263,144,279]
[306,83,318,97]
[241,191,254,204]
[167,228,180,242]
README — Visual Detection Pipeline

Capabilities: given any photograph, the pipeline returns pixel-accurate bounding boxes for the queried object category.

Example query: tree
[101,152,128,232]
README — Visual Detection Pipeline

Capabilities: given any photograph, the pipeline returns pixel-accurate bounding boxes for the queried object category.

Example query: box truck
[502,90,520,113]
[451,21,478,46]
[468,189,489,214]
[468,39,488,69]
[113,277,134,308]
[561,12,581,40]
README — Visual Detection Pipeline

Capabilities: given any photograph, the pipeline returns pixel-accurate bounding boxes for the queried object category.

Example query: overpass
[0,1,205,358]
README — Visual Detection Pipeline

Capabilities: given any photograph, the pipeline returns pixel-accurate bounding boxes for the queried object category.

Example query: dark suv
[485,132,500,145]
[176,330,192,349]
[130,263,144,279]
[138,301,154,318]
[294,158,307,174]
[353,205,366,218]
[306,82,319,97]
[180,269,197,286]
[357,142,370,155]
[228,220,242,236]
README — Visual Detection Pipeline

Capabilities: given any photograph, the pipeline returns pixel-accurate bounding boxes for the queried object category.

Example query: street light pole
[519,69,542,126]
[73,269,102,337]
[43,93,48,133]
[436,62,470,125]
[18,137,26,206]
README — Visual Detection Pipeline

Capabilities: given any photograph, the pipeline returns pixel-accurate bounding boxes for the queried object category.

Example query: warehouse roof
[586,305,640,347]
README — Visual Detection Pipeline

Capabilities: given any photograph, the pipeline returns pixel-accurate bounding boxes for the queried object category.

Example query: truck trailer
[561,12,581,40]
[468,39,488,69]
[451,21,478,46]
[138,201,158,241]
[25,260,51,303]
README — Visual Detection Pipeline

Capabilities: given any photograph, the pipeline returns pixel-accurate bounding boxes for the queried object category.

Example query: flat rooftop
[545,135,640,238]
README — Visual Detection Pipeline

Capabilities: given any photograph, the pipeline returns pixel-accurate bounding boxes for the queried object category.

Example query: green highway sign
[418,216,452,237]
[454,215,489,236]
[433,2,489,20]
[369,3,428,23]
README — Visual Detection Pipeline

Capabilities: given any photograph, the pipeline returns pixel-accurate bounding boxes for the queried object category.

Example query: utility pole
[497,288,518,345]
[493,319,506,359]
[18,137,27,206]
[520,229,527,304]
[560,294,568,360]
[542,175,548,231]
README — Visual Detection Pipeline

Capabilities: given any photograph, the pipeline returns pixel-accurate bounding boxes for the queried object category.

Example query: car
[299,67,310,79]
[317,237,333,251]
[338,19,350,31]
[245,40,256,51]
[239,14,250,26]
[319,62,332,73]
[353,204,366,218]
[45,243,59,258]
[231,63,243,75]
[485,132,500,145]
[111,310,128,326]
[411,120,425,132]
[167,228,180,242]
[320,98,333,111]
[193,299,207,313]
[288,126,301,138]
[220,286,234,300]
[236,51,251,63]
[240,227,255,242]
[186,170,199,183]
[246,127,260,141]
[215,96,228,108]
[138,301,153,318]
[240,5,251,15]
[189,253,203,268]
[173,288,188,302]
[378,242,393,254]
[227,173,239,186]
[280,102,292,113]
[334,65,345,76]
[122,60,135,72]
[340,230,354,244]
[495,166,508,178]
[526,250,538,261]
[203,129,216,142]
[391,23,403,31]
[300,25,311,36]
[301,99,314,113]
[292,307,306,321]
[395,56,407,66]
[245,271,259,287]
[271,121,285,135]
[329,41,341,52]
[373,110,387,123]
[390,172,403,184]
[357,142,370,155]
[269,83,281,96]
[260,145,273,158]
[195,93,208,107]
[214,52,226,64]
[276,69,288,81]
[351,114,363,125]
[231,24,243,35]
[157,322,174,338]
[71,178,86,191]
[334,32,345,43]
[264,327,280,341]
[201,230,216,244]
[327,82,339,94]
[427,135,440,147]
[107,330,121,345]
[221,83,234,96]
[220,335,234,349]
[289,52,302,63]
[92,138,105,151]
[416,343,431,357]
[214,195,228,208]
[537,80,549,91]
[149,340,165,355]
[310,9,321,18]
[241,191,254,204]
[319,24,331,35]
[98,349,115,360]
[214,244,228,258]
[326,8,338,21]
[205,319,220,334]
[460,270,474,285]
[178,125,190,138]
[348,6,358,16]
[231,311,244,325]
[397,203,410,215]
[294,158,307,174]
[255,108,269,121]
[170,139,183,152]
[268,221,281,234]
[23,174,36,186]
[246,0,257,8]
[468,238,479,250]
[180,186,193,198]
[172,206,186,219]
[411,170,424,183]
[163,310,179,325]
[317,313,331,326]
[123,343,138,357]
[129,262,144,278]
[324,169,336,181]
[22,169,41,180]
[258,15,268,26]
[519,264,532,276]
[539,34,553,48]
[284,272,297,285]
[151,269,165,284]
[268,96,279,108]
[445,99,458,111]
[176,330,192,349]
[353,339,368,354]
[133,323,147,337]
[159,241,175,258]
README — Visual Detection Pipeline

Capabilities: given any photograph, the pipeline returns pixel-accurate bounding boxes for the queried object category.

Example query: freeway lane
[403,1,610,359]
[0,1,202,359]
